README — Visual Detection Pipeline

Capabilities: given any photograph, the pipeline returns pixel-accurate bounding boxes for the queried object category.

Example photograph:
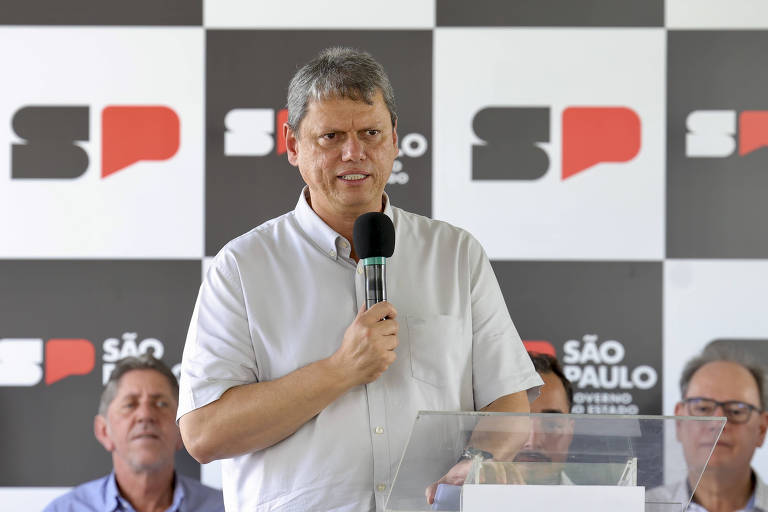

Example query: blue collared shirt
[43,471,224,512]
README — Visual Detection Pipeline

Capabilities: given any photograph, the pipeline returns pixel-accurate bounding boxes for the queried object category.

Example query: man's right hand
[330,302,399,387]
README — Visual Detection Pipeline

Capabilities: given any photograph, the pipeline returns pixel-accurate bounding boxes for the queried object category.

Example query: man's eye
[322,132,336,140]
[366,130,380,136]
[156,400,169,408]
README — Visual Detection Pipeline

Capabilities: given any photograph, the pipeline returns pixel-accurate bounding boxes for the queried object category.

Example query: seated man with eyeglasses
[649,346,768,511]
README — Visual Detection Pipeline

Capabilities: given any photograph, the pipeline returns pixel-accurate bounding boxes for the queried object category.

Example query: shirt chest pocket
[406,314,467,387]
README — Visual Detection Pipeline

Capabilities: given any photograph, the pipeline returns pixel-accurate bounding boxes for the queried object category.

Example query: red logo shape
[739,110,768,156]
[523,340,556,357]
[562,107,641,180]
[276,108,288,155]
[102,106,180,178]
[45,339,95,385]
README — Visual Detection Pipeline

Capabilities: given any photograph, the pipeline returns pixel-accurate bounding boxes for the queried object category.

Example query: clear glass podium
[385,411,726,512]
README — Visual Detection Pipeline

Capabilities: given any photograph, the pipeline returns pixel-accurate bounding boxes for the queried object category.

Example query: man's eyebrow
[540,409,565,414]
[119,392,173,400]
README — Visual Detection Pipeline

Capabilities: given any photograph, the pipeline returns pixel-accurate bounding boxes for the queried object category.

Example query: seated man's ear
[757,411,768,447]
[94,415,115,452]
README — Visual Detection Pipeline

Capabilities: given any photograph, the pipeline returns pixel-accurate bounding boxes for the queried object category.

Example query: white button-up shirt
[178,189,542,512]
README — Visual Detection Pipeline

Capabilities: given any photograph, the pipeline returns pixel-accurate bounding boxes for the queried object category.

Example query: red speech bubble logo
[276,108,288,155]
[102,106,180,178]
[45,339,95,385]
[739,110,768,156]
[562,107,641,180]
[523,340,556,357]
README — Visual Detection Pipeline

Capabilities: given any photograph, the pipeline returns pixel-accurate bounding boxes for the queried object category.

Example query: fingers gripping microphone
[353,212,395,309]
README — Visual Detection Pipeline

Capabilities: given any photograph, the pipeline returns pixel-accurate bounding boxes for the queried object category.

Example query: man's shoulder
[393,207,477,247]
[176,473,224,510]
[42,475,110,512]
[222,210,297,251]
[754,470,768,509]
[208,210,298,271]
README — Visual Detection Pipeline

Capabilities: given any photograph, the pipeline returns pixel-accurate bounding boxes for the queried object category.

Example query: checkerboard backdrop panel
[2,1,768,509]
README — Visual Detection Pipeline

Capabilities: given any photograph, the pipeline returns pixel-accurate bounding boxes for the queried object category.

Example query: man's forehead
[532,372,569,412]
[114,369,174,397]
[688,361,760,400]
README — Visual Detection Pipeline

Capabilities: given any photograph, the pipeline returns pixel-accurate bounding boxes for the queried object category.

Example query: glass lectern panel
[385,412,725,512]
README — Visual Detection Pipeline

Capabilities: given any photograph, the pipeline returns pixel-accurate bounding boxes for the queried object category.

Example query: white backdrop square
[667,0,768,29]
[433,28,665,260]
[0,27,204,259]
[204,0,435,28]
[663,260,768,479]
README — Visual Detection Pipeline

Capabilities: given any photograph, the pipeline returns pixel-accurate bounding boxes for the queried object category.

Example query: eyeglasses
[682,397,762,424]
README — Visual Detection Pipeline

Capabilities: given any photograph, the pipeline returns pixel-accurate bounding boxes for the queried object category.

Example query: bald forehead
[687,361,761,405]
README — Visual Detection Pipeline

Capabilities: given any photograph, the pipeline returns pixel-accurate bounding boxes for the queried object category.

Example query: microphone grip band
[363,263,387,309]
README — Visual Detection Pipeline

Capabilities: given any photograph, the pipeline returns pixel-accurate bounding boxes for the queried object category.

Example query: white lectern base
[462,484,645,512]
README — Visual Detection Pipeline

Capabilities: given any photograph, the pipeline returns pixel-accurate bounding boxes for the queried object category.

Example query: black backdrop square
[205,30,432,256]
[0,260,201,486]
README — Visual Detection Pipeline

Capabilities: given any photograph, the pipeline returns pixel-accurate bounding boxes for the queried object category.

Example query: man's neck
[689,466,754,512]
[113,461,176,512]
[306,193,386,261]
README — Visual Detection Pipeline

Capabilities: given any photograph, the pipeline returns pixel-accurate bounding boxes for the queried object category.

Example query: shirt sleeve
[177,251,257,421]
[467,235,543,410]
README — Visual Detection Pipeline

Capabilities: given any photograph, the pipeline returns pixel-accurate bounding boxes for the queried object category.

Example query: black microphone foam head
[353,212,395,259]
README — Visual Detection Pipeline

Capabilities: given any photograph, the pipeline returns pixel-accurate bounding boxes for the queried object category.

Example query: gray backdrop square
[205,31,432,256]
[437,0,663,27]
[0,0,201,25]
[492,260,663,415]
[667,31,768,258]
[0,260,201,486]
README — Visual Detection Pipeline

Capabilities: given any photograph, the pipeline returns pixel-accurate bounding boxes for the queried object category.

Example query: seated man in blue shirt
[44,354,223,512]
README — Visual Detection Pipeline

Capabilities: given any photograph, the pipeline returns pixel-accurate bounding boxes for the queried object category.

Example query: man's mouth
[339,173,368,181]
[132,433,160,441]
[513,451,553,463]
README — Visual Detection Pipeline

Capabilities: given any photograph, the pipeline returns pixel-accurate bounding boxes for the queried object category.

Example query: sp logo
[11,105,180,179]
[472,106,641,181]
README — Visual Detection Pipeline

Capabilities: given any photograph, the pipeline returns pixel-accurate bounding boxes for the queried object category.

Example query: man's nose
[341,134,365,161]
[135,400,157,422]
[522,428,538,451]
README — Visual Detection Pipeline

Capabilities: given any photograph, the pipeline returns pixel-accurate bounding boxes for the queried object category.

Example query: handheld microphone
[353,212,395,309]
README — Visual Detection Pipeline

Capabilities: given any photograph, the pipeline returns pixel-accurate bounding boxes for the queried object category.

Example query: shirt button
[374,426,384,434]
[377,484,386,492]
[329,250,336,257]
[357,267,363,275]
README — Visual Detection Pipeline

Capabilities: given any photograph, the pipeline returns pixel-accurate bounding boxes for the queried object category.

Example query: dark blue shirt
[43,471,224,512]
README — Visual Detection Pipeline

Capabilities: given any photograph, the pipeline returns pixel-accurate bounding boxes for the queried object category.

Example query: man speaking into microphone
[177,47,542,512]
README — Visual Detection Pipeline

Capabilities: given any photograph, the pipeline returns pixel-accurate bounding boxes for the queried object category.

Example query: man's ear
[94,415,115,452]
[284,123,300,167]
[673,402,685,442]
[757,411,768,447]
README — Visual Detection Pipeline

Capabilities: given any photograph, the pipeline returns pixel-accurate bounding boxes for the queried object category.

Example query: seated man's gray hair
[98,353,179,416]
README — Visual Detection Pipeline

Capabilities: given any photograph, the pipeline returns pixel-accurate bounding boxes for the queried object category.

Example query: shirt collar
[105,472,122,512]
[106,471,184,512]
[294,187,394,261]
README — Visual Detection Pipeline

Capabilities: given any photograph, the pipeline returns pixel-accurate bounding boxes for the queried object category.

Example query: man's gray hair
[679,343,767,410]
[286,47,397,133]
[98,353,179,417]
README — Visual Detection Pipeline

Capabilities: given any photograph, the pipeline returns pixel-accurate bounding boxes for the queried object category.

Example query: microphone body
[353,212,396,309]
[362,256,387,308]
